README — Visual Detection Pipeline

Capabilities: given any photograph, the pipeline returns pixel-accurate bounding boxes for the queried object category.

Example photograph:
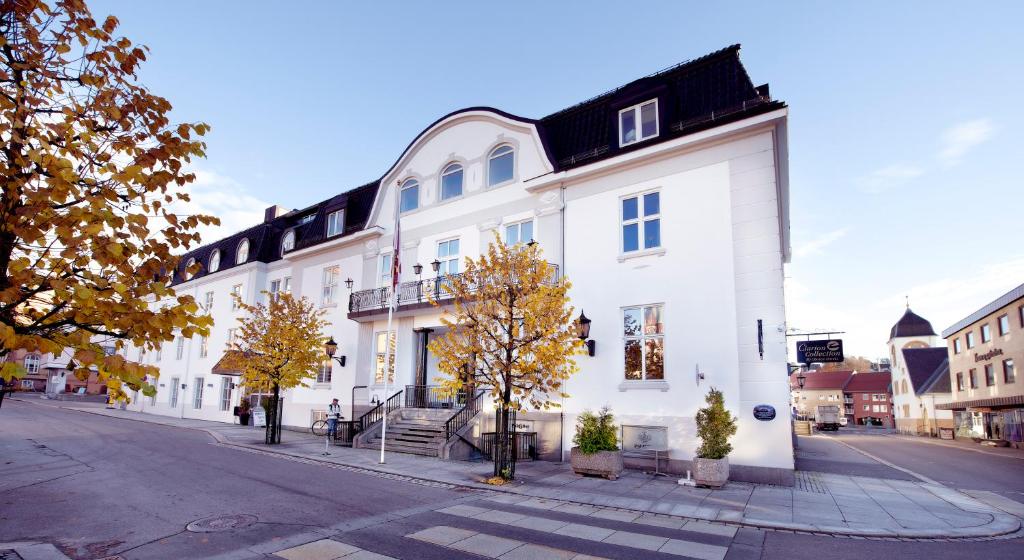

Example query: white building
[887,307,954,435]
[129,45,795,484]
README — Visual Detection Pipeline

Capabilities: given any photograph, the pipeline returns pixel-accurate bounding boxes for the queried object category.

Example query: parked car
[815,405,841,431]
[839,416,848,427]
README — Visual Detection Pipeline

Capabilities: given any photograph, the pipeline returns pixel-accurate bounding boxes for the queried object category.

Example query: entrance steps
[363,408,451,457]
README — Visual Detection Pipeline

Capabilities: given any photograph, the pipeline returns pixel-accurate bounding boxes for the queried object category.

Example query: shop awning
[210,351,248,376]
[936,394,1024,410]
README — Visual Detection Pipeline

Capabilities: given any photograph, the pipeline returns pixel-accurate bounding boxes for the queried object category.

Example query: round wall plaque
[753,404,776,421]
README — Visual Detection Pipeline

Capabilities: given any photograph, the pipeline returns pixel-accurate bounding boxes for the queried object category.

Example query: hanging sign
[252,406,267,427]
[753,404,776,421]
[796,339,844,363]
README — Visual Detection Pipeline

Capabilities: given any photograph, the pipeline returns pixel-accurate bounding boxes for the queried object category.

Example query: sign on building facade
[796,339,844,363]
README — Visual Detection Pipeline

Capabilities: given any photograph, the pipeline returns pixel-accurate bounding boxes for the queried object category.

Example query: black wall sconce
[575,311,595,357]
[325,337,347,367]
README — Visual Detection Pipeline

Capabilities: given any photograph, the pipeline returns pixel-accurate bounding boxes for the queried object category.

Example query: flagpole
[379,180,401,464]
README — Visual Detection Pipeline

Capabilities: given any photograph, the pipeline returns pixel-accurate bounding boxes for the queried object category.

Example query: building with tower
[888,307,953,435]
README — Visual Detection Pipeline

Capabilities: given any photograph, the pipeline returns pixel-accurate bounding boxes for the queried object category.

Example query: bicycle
[311,419,328,437]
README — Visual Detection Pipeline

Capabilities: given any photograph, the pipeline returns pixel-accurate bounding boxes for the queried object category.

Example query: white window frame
[281,230,296,254]
[378,253,392,288]
[169,377,180,408]
[326,210,344,237]
[504,219,534,247]
[966,331,976,348]
[204,291,214,312]
[622,304,665,382]
[175,336,184,360]
[322,265,340,306]
[23,354,40,374]
[618,99,659,147]
[299,214,315,224]
[437,238,460,276]
[219,378,231,411]
[981,323,992,343]
[487,145,515,187]
[209,249,221,273]
[439,163,464,201]
[374,331,396,385]
[184,258,196,280]
[620,190,661,254]
[21,379,34,389]
[231,284,242,310]
[200,336,209,358]
[193,377,204,409]
[400,179,420,213]
[155,343,162,362]
[226,328,237,350]
[236,238,250,263]
[316,360,332,385]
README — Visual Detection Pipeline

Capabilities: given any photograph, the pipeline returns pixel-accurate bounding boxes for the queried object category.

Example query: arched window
[281,230,295,254]
[208,249,221,273]
[236,238,249,263]
[440,163,463,201]
[183,257,196,280]
[487,145,515,187]
[400,179,419,212]
[23,353,40,374]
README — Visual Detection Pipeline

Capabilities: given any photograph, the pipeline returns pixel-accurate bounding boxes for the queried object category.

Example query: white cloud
[855,163,925,193]
[794,228,849,259]
[938,118,994,166]
[166,169,272,246]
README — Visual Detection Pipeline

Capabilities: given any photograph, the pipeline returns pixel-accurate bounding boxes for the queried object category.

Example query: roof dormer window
[619,99,658,147]
[299,214,315,225]
[281,230,295,254]
[326,210,344,237]
[208,249,221,273]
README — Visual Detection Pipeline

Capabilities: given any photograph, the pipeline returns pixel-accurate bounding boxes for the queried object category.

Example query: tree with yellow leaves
[223,292,330,444]
[0,1,216,400]
[429,234,583,479]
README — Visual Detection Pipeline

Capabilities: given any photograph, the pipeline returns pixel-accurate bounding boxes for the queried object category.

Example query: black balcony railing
[405,385,469,409]
[349,264,560,314]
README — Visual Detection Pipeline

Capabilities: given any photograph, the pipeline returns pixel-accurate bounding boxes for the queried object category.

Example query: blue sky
[91,1,1024,359]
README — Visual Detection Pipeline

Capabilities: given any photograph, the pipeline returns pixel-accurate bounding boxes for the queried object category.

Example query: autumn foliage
[0,1,216,399]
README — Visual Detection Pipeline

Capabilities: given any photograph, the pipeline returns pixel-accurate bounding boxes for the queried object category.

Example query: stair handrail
[358,388,404,430]
[444,388,485,441]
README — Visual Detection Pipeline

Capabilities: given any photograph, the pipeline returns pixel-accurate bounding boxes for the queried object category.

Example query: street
[1,400,1021,559]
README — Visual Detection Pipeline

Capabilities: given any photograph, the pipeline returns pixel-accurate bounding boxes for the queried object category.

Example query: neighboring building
[127,45,795,483]
[2,349,104,395]
[842,371,893,427]
[790,371,853,419]
[939,282,1023,446]
[888,308,954,435]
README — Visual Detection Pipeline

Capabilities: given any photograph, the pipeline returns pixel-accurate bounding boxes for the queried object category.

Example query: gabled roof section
[539,44,784,170]
[917,358,951,395]
[791,370,854,390]
[901,347,950,395]
[843,371,892,393]
[942,282,1024,338]
[889,308,937,340]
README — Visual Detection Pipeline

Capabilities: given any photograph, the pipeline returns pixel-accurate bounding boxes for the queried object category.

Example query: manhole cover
[186,514,257,533]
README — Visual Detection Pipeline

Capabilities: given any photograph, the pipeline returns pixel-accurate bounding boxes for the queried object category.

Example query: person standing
[327,398,342,438]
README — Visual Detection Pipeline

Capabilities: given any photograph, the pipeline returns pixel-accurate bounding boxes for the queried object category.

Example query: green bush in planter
[695,387,737,460]
[574,406,619,454]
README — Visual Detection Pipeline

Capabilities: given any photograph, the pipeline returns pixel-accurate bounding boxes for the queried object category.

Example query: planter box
[570,447,623,480]
[694,456,729,488]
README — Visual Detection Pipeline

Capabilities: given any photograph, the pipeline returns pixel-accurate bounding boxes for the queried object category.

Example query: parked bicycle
[311,419,328,437]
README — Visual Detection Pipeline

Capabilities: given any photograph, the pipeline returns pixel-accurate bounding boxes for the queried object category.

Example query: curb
[37,402,1024,541]
[0,541,72,560]
[818,435,941,485]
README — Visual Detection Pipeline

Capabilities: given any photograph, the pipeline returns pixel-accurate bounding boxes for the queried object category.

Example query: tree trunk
[493,384,517,480]
[266,382,281,445]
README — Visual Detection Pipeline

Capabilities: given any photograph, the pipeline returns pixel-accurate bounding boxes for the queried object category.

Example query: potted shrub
[693,387,737,488]
[570,406,623,480]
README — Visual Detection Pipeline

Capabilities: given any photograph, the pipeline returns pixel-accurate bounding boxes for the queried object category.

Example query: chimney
[264,205,289,223]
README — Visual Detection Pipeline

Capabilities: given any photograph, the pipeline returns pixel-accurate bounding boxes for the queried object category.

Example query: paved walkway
[50,403,1024,539]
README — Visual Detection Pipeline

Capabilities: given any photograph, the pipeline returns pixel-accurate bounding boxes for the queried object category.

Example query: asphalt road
[1,400,1022,559]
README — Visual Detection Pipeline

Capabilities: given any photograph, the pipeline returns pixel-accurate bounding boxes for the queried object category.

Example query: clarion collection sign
[796,339,844,364]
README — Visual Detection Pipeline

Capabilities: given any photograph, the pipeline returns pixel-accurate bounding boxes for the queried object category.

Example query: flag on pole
[390,189,401,309]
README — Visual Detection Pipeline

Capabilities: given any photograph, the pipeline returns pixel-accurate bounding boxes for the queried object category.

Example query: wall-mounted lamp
[413,263,423,276]
[796,372,806,389]
[575,311,595,357]
[344,278,354,291]
[324,337,346,367]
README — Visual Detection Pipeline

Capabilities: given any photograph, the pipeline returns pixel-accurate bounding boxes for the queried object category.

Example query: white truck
[815,405,841,431]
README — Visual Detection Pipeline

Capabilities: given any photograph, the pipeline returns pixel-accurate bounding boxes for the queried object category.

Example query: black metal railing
[353,389,404,432]
[444,389,485,441]
[405,385,469,409]
[332,420,361,446]
[349,264,560,314]
[480,431,538,461]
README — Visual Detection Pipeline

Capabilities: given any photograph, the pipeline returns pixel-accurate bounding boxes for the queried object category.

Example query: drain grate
[186,514,258,533]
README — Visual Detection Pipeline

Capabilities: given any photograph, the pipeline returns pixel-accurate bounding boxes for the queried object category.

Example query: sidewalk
[55,404,1023,540]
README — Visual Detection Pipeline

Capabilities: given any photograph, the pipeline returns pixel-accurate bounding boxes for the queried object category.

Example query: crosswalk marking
[407,526,607,560]
[436,503,730,560]
[273,538,396,560]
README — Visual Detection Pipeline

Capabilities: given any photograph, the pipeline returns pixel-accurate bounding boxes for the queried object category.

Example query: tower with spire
[887,307,953,435]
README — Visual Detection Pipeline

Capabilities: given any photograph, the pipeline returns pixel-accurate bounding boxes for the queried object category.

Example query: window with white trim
[199,336,209,358]
[374,331,396,385]
[437,238,460,275]
[322,265,340,305]
[379,253,392,288]
[269,276,291,298]
[24,354,40,374]
[193,377,204,409]
[326,210,344,237]
[966,331,976,348]
[219,378,231,411]
[20,379,33,389]
[299,214,315,224]
[505,220,534,247]
[226,328,237,350]
[149,376,157,406]
[183,258,196,280]
[400,179,419,212]
[619,99,658,146]
[440,163,463,200]
[175,336,184,360]
[231,284,242,310]
[281,230,295,254]
[316,360,332,384]
[169,377,180,408]
[155,343,162,362]
[204,291,214,312]
[237,238,250,263]
[621,191,660,253]
[487,145,515,187]
[209,250,221,273]
[623,304,664,381]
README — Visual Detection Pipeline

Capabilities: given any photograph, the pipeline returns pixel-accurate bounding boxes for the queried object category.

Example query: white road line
[810,435,941,485]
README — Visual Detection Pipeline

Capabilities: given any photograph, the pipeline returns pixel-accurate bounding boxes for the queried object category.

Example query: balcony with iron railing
[348,264,560,318]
